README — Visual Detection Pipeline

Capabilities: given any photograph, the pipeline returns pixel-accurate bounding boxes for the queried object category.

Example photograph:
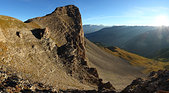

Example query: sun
[154,15,169,26]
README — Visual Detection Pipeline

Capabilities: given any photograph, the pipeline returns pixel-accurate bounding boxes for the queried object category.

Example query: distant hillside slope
[153,48,169,62]
[85,38,144,90]
[85,26,169,57]
[85,39,169,90]
[123,27,169,57]
[106,46,169,73]
[83,24,107,34]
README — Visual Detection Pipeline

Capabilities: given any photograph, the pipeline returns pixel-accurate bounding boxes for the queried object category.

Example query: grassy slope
[0,15,40,30]
[102,46,169,73]
[0,15,26,27]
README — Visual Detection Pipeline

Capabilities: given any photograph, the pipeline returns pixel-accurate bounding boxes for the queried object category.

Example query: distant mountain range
[85,26,169,57]
[83,24,108,34]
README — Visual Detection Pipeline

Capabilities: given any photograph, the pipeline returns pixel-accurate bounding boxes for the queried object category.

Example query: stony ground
[0,66,116,93]
[85,38,144,91]
[122,70,169,93]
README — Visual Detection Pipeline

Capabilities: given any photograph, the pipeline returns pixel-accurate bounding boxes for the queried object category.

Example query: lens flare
[153,15,169,26]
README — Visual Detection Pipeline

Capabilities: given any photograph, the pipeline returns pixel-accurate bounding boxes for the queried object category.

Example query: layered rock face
[25,5,103,87]
[0,5,114,91]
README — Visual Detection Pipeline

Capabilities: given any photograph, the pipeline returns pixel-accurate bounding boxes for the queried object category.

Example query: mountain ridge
[85,26,169,57]
[83,24,108,34]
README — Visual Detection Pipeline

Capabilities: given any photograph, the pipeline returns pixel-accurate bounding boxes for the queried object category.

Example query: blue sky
[1,0,169,26]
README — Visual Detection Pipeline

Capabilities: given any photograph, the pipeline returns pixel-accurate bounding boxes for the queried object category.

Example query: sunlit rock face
[0,5,116,92]
[25,5,102,86]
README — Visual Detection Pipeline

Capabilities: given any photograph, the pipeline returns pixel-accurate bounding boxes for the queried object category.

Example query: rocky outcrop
[0,68,57,93]
[25,5,114,90]
[121,70,169,93]
[0,5,115,91]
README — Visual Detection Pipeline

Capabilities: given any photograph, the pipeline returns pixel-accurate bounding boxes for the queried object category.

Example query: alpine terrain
[0,5,168,93]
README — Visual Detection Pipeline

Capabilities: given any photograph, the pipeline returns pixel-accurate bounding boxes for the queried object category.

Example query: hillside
[85,38,144,90]
[86,40,169,90]
[123,27,169,57]
[85,26,169,57]
[105,46,169,73]
[153,48,169,62]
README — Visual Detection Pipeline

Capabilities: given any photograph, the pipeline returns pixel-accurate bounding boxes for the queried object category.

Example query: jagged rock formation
[121,70,169,93]
[25,5,97,84]
[0,5,115,92]
[25,5,111,89]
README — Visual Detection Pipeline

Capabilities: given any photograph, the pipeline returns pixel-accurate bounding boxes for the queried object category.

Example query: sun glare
[154,15,169,26]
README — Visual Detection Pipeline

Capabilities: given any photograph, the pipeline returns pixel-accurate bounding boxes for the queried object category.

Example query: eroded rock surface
[121,70,169,93]
[0,5,115,92]
[25,5,115,90]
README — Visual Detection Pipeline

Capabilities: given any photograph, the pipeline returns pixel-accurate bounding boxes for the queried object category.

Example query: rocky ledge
[121,70,169,93]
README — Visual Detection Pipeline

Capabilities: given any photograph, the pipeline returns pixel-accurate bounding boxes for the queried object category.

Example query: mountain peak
[24,5,115,91]
[47,5,80,17]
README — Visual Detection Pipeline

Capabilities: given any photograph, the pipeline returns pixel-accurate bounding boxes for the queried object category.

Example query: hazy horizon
[83,24,169,27]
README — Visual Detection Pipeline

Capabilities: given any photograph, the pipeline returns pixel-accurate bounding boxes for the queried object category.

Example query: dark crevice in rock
[16,31,20,38]
[31,28,45,39]
[87,68,99,78]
